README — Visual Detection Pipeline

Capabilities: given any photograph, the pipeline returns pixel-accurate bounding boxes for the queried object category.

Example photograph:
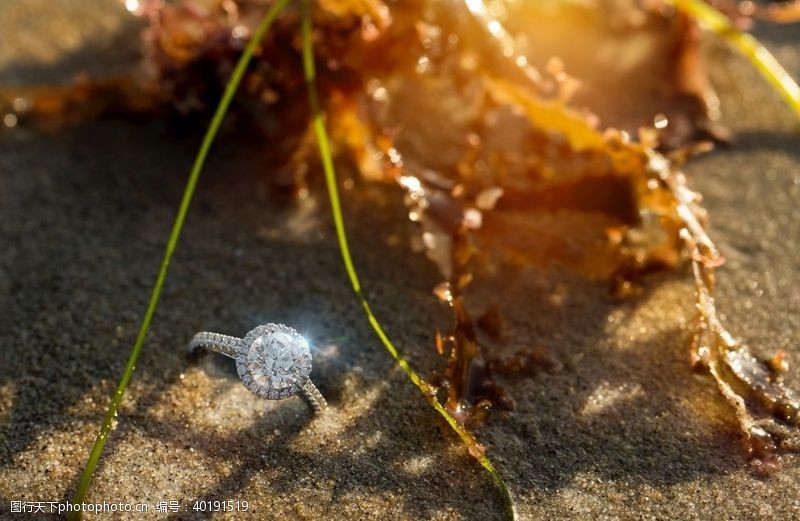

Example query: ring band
[189,323,327,413]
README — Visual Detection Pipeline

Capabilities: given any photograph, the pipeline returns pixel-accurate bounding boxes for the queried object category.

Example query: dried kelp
[663,154,800,466]
[314,0,800,462]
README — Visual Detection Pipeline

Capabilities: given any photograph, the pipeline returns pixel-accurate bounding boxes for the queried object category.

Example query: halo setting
[238,324,312,400]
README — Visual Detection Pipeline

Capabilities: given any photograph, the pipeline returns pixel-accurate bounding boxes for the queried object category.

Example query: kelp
[308,0,800,463]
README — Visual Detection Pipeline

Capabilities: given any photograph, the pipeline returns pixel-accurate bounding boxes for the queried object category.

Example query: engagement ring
[189,323,327,413]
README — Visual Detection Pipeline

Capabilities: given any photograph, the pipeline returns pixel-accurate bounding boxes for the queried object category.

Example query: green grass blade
[670,0,800,120]
[300,2,516,519]
[68,1,290,517]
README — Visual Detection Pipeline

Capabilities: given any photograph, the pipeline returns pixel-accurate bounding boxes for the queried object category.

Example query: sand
[1,1,799,519]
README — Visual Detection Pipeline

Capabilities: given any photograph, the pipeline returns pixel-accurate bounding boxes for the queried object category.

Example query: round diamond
[238,325,312,399]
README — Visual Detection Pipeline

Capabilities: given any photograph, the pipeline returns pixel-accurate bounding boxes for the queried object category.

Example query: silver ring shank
[300,380,328,413]
[189,331,243,358]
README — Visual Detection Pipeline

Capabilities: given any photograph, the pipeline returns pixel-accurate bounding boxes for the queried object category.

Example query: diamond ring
[189,323,327,413]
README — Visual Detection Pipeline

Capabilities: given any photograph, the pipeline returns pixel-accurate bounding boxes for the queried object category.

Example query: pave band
[189,323,326,414]
[299,379,328,413]
[189,331,242,358]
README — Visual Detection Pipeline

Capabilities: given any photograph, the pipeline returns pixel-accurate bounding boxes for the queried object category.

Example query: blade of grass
[300,2,516,519]
[68,1,290,517]
[669,0,800,120]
